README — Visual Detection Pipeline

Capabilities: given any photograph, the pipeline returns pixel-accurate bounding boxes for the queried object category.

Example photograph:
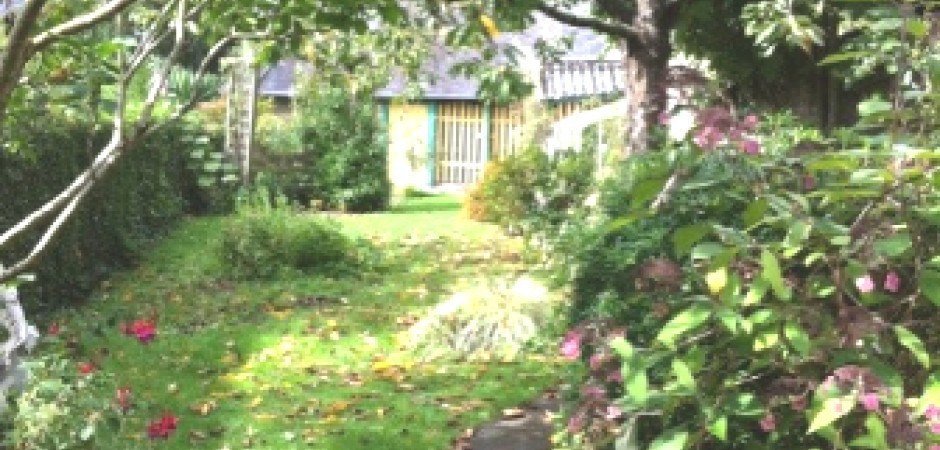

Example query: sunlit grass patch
[14,196,565,450]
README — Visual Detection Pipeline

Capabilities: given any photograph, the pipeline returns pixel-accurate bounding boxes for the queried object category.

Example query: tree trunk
[621,1,674,155]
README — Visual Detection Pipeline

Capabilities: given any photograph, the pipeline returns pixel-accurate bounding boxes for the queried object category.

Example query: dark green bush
[0,118,209,310]
[218,209,358,279]
[255,85,390,212]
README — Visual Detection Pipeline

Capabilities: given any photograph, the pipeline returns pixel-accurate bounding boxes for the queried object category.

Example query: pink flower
[856,275,875,294]
[605,405,623,420]
[742,114,759,131]
[567,413,585,433]
[759,412,776,432]
[884,271,900,293]
[607,369,623,383]
[803,175,816,190]
[860,393,879,411]
[931,420,940,434]
[47,322,60,337]
[589,353,605,370]
[930,445,940,450]
[740,139,760,155]
[560,330,582,360]
[927,404,940,421]
[790,395,807,412]
[581,384,605,400]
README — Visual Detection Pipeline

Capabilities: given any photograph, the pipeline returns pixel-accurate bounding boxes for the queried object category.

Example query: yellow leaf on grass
[249,397,263,408]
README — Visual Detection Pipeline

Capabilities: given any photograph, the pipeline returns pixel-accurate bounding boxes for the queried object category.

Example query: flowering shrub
[558,104,940,449]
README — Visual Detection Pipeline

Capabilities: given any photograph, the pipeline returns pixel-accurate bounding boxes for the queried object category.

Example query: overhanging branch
[30,0,138,53]
[536,2,640,41]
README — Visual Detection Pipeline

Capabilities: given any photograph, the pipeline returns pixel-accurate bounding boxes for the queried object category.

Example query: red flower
[116,387,132,411]
[77,362,95,375]
[147,412,179,440]
[122,319,156,344]
[47,322,60,337]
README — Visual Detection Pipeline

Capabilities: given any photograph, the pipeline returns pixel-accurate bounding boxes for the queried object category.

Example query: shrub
[463,147,595,233]
[0,118,208,311]
[2,354,119,450]
[218,205,361,280]
[405,275,556,361]
[558,105,940,449]
[253,86,391,212]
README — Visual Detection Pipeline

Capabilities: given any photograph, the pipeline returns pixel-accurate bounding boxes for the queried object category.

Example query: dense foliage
[0,119,215,310]
[256,85,390,212]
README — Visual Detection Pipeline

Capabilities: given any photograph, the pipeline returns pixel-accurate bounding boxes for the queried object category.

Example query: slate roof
[258,59,313,98]
[373,11,625,101]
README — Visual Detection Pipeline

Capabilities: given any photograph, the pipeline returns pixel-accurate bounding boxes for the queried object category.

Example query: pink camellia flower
[147,412,179,440]
[856,275,875,294]
[931,421,940,434]
[930,445,940,450]
[123,319,156,344]
[759,412,776,432]
[884,271,900,293]
[860,393,880,411]
[560,330,582,360]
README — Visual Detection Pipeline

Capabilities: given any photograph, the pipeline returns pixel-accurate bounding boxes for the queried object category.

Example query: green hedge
[0,120,209,310]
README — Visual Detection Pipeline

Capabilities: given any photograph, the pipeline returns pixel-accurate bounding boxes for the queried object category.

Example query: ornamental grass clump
[405,275,556,361]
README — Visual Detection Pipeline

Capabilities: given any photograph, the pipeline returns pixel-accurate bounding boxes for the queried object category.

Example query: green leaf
[656,304,712,349]
[894,325,930,368]
[761,249,791,300]
[742,198,769,228]
[672,359,695,390]
[873,233,911,258]
[709,416,728,442]
[691,242,724,261]
[673,224,711,257]
[808,395,855,433]
[918,269,940,307]
[917,373,940,415]
[743,278,768,306]
[632,177,668,207]
[649,429,688,450]
[609,336,634,359]
[626,369,649,405]
[848,415,889,450]
[784,321,811,357]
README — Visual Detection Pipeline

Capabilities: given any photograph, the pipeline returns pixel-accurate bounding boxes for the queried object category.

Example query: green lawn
[32,195,565,449]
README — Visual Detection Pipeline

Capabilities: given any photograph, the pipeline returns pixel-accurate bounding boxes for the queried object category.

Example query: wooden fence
[431,100,586,186]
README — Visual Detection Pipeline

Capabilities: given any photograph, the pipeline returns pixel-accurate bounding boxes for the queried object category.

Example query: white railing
[543,98,627,171]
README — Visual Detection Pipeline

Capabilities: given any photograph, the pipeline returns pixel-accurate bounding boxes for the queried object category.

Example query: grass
[27,194,566,449]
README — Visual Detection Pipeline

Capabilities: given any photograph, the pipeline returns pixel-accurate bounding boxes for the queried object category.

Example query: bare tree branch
[30,0,138,53]
[0,0,190,284]
[536,2,641,41]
